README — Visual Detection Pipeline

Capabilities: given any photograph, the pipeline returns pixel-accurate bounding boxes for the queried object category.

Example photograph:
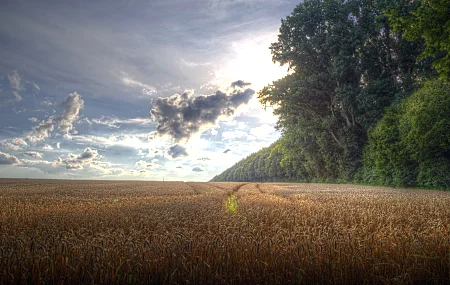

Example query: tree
[387,0,450,80]
[360,79,450,189]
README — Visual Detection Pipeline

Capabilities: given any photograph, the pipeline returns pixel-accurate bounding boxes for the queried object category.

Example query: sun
[212,32,288,93]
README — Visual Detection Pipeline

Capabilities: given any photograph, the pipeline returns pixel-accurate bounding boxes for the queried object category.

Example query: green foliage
[361,80,450,189]
[213,0,449,190]
[224,195,238,214]
[210,141,293,182]
[387,0,450,80]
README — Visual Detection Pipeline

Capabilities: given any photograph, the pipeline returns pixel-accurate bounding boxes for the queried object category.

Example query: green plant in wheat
[225,194,238,214]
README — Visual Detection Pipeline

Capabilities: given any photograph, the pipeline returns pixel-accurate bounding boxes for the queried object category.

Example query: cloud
[31,82,41,92]
[12,138,27,146]
[135,160,162,170]
[2,142,21,151]
[41,100,53,106]
[0,151,20,165]
[78,147,99,161]
[26,92,84,142]
[122,75,157,96]
[223,149,231,153]
[197,157,211,161]
[13,91,22,102]
[150,84,254,142]
[27,119,54,142]
[60,147,100,170]
[42,144,53,150]
[8,70,22,90]
[24,151,44,159]
[88,116,152,129]
[231,80,251,88]
[56,92,84,133]
[28,117,39,123]
[180,58,213,68]
[168,144,188,158]
[192,166,204,172]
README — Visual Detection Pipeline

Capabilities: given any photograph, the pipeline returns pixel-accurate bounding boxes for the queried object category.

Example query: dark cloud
[168,144,188,158]
[192,167,204,172]
[231,80,251,89]
[150,88,254,142]
[135,160,162,170]
[197,157,211,161]
[223,149,231,153]
[0,151,20,165]
[59,147,100,170]
[24,151,44,159]
[78,148,98,161]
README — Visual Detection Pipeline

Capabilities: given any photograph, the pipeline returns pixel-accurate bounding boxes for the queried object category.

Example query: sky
[0,0,297,181]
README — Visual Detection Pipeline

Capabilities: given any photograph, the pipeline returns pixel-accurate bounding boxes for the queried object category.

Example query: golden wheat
[0,179,449,284]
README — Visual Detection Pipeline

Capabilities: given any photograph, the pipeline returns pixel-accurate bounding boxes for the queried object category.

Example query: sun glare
[213,33,287,92]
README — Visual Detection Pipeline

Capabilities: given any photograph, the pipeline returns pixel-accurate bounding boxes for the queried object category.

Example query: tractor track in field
[230,183,249,194]
[184,182,202,195]
[184,182,249,196]
[255,183,265,194]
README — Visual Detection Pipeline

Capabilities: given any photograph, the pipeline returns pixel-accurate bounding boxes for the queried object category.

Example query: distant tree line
[211,0,450,190]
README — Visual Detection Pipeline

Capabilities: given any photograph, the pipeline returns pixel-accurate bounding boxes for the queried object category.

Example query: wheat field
[0,179,449,284]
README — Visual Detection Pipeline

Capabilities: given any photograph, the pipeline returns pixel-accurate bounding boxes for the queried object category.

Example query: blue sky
[0,0,297,181]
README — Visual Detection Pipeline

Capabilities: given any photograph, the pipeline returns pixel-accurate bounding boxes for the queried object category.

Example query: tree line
[211,0,450,190]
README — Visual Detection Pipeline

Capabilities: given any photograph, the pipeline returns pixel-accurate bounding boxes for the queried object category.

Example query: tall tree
[387,0,450,80]
[258,0,428,181]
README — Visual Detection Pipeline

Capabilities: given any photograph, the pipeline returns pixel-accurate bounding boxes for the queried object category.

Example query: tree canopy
[212,0,450,190]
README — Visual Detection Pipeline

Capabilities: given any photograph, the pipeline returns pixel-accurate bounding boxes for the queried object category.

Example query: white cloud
[180,58,213,68]
[41,100,53,106]
[122,74,157,96]
[8,70,22,90]
[221,130,249,141]
[13,91,22,102]
[42,144,53,150]
[1,142,21,151]
[27,119,54,142]
[29,117,39,123]
[12,138,27,146]
[249,124,274,138]
[56,92,84,133]
[89,116,152,129]
[26,92,84,143]
[31,82,41,92]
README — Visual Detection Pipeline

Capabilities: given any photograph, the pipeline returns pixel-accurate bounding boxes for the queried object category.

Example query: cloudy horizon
[0,0,297,181]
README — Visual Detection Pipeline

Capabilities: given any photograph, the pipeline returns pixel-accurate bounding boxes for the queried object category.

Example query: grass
[0,179,449,284]
[224,194,238,214]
